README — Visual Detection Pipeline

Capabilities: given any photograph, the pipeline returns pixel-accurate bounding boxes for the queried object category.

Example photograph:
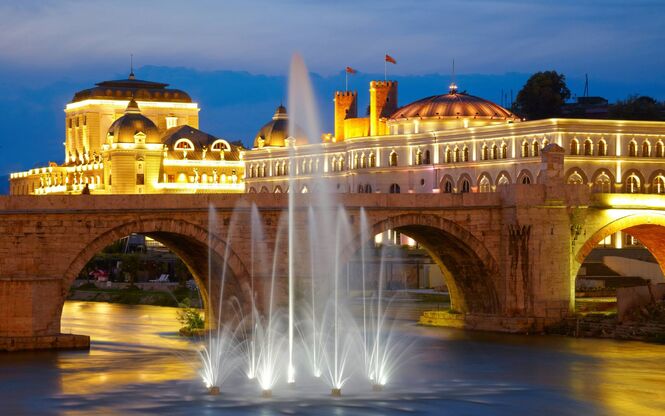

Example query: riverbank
[67,281,202,308]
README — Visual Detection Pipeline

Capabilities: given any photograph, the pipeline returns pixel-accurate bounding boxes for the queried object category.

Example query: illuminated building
[244,80,665,247]
[9,71,244,194]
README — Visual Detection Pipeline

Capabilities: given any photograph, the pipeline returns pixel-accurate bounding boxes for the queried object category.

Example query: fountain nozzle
[331,388,342,397]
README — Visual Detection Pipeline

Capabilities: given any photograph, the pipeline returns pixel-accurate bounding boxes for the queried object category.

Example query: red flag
[385,54,396,64]
[345,66,357,74]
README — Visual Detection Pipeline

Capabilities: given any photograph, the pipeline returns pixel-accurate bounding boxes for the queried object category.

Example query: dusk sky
[1,0,664,182]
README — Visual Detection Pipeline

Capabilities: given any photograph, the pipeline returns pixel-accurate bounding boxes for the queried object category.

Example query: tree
[513,71,571,120]
[608,95,665,121]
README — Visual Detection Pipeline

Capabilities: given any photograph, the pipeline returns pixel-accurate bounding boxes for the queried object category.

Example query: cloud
[0,0,662,82]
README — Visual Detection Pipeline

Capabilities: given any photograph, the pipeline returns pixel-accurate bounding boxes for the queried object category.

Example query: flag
[345,66,357,74]
[385,54,396,64]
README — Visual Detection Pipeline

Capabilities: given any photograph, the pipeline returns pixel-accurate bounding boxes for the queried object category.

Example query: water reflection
[0,301,664,415]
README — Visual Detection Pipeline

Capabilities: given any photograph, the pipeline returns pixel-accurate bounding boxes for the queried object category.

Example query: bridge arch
[61,217,252,328]
[346,212,501,315]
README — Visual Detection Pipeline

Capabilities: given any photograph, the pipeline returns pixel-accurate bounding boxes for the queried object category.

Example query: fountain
[193,53,408,400]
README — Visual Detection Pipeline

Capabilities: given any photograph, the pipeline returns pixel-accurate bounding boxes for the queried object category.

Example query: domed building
[10,72,244,195]
[253,105,308,148]
[387,84,519,134]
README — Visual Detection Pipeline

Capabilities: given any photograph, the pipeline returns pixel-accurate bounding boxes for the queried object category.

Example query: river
[1,301,664,415]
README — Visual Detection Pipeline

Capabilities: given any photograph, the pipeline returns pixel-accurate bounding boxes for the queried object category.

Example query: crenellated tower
[369,81,398,136]
[334,91,358,142]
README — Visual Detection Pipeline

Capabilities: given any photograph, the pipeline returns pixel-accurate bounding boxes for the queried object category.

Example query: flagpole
[384,52,387,81]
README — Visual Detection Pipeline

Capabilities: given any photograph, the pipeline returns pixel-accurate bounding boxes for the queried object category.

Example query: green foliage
[177,298,205,332]
[513,70,571,120]
[608,95,665,121]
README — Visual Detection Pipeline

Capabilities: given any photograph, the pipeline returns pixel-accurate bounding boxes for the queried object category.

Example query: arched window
[598,139,607,156]
[339,157,345,171]
[567,171,584,185]
[642,141,651,157]
[369,153,376,167]
[653,176,665,194]
[627,174,640,193]
[479,176,491,192]
[532,141,539,157]
[584,139,593,156]
[522,176,531,185]
[522,141,529,157]
[498,175,509,186]
[445,147,452,163]
[365,184,372,193]
[500,143,508,159]
[354,153,359,169]
[461,179,470,193]
[629,140,637,157]
[453,147,460,163]
[424,150,431,164]
[443,181,453,193]
[360,153,367,168]
[463,146,469,162]
[301,186,309,193]
[570,139,579,156]
[491,144,498,160]
[389,183,400,194]
[284,161,289,175]
[415,149,423,165]
[594,172,612,193]
[174,138,194,150]
[481,144,489,161]
[211,140,230,152]
[276,162,283,176]
[389,151,398,167]
[657,141,664,158]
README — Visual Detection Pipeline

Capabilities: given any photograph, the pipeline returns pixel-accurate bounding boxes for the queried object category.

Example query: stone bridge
[2,183,665,351]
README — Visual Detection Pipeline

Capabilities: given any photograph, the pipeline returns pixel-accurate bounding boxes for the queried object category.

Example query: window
[445,147,452,163]
[522,176,531,185]
[389,151,398,167]
[339,158,345,171]
[479,176,491,192]
[654,176,665,194]
[175,139,194,150]
[492,144,498,160]
[500,143,508,159]
[360,153,367,168]
[642,141,651,157]
[211,140,230,152]
[453,147,459,163]
[629,140,637,157]
[415,149,423,165]
[594,173,611,193]
[136,174,144,185]
[461,180,470,193]
[369,153,376,168]
[532,141,539,157]
[443,181,453,193]
[626,175,640,193]
[365,184,372,193]
[463,146,469,162]
[570,139,579,155]
[567,171,584,185]
[498,175,509,186]
[389,183,400,193]
[584,139,593,156]
[481,144,489,161]
[522,141,529,157]
[598,140,607,156]
[166,116,178,129]
[354,154,359,169]
[424,150,431,164]
[657,141,664,158]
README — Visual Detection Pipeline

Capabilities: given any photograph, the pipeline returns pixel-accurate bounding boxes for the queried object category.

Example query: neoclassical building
[10,72,244,195]
[246,81,665,195]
